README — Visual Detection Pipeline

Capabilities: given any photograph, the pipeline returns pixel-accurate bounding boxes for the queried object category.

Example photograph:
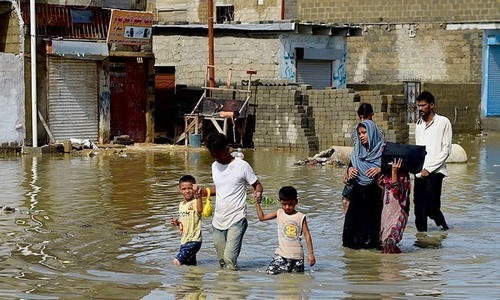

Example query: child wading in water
[380,158,411,253]
[171,175,203,265]
[255,186,316,274]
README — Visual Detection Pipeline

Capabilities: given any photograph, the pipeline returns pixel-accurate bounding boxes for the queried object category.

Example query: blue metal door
[487,45,500,116]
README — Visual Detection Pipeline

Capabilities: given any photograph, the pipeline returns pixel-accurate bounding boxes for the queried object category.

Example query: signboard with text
[107,9,153,45]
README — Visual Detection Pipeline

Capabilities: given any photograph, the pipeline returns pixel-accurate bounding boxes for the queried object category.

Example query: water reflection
[0,135,499,298]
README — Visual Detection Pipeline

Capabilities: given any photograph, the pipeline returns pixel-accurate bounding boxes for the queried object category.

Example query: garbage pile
[295,146,351,167]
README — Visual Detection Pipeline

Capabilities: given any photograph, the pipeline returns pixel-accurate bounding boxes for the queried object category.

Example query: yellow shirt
[178,200,202,245]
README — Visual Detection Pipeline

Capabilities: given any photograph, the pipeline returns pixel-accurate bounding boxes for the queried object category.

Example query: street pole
[281,0,285,20]
[30,0,38,147]
[208,0,215,88]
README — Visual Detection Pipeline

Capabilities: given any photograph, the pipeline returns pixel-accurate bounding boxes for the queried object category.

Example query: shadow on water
[0,134,499,298]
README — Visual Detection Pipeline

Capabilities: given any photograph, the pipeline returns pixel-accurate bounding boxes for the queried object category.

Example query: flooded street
[1,134,499,299]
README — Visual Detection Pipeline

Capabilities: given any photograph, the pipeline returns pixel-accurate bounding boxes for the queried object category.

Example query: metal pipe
[30,0,38,147]
[208,0,215,88]
[281,0,285,20]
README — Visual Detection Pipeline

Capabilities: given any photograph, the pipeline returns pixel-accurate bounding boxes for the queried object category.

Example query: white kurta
[415,113,452,176]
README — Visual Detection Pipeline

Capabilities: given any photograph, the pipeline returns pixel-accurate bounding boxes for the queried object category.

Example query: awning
[49,40,109,60]
[153,21,362,37]
[446,23,500,30]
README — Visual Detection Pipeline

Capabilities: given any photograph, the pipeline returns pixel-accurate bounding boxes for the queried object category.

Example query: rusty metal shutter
[155,72,175,91]
[296,59,332,89]
[48,57,98,141]
[487,45,500,116]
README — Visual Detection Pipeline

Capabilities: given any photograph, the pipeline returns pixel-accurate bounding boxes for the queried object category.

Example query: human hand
[308,253,316,267]
[366,167,381,178]
[343,172,348,183]
[193,184,206,198]
[347,167,358,180]
[392,158,403,171]
[170,218,180,226]
[421,169,430,177]
[253,191,263,203]
[377,174,383,186]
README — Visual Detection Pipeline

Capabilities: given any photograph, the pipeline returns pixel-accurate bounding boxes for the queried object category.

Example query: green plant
[247,196,279,206]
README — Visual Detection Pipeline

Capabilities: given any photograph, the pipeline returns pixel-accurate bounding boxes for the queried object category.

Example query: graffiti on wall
[279,34,347,89]
[332,43,347,88]
[280,34,296,81]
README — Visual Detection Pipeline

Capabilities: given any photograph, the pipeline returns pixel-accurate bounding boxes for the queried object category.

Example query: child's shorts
[266,254,304,275]
[175,241,202,265]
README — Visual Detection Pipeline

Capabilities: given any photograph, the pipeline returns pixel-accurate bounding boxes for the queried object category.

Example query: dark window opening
[216,6,234,24]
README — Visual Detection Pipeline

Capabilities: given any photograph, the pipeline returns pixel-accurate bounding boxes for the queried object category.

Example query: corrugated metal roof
[21,3,110,39]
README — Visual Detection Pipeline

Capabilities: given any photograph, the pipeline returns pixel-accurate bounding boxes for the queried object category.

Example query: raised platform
[481,117,500,132]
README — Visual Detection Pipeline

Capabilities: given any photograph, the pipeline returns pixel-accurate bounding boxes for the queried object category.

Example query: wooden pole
[208,0,215,88]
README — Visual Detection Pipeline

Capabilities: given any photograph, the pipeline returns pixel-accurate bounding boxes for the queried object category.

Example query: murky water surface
[1,134,499,299]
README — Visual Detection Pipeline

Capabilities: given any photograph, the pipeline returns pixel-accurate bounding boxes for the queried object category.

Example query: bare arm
[302,217,316,267]
[391,158,402,183]
[255,202,277,221]
[196,194,203,214]
[252,180,264,203]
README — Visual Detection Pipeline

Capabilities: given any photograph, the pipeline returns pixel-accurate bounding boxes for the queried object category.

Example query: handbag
[201,188,213,217]
[382,142,427,174]
[341,179,355,200]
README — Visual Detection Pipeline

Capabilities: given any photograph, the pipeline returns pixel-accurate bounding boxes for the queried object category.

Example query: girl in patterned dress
[380,158,411,253]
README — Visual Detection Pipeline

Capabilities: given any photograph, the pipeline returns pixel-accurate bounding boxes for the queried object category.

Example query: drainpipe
[30,0,38,147]
[281,0,285,20]
[208,0,215,88]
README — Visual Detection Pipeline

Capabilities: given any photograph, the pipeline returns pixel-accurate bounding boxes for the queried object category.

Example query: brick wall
[153,34,280,86]
[0,9,21,54]
[293,0,487,135]
[350,83,482,134]
[423,83,481,134]
[347,24,483,84]
[155,0,281,23]
[213,84,409,150]
[251,85,319,150]
[296,0,500,23]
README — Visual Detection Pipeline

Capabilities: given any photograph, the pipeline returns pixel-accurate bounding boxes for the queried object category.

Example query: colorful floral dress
[380,172,411,253]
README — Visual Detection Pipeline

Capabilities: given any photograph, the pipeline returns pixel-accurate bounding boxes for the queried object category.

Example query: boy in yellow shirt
[170,175,203,265]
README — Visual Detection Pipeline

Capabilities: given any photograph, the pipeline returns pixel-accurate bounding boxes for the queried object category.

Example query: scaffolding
[175,66,257,146]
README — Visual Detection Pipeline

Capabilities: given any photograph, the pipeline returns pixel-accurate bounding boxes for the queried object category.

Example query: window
[216,6,234,24]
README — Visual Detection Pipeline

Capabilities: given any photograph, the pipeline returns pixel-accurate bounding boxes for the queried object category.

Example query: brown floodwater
[0,134,499,299]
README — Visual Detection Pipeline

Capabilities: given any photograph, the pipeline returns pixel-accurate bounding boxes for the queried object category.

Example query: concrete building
[150,0,499,137]
[0,1,25,147]
[0,0,154,147]
[290,0,500,133]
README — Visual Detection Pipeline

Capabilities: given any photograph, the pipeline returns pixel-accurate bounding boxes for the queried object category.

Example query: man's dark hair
[206,132,228,152]
[416,91,435,104]
[279,186,297,201]
[357,103,374,117]
[179,175,196,184]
